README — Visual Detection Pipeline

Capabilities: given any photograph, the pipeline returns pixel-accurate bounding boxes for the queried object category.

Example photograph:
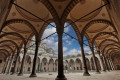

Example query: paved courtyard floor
[0,71,120,80]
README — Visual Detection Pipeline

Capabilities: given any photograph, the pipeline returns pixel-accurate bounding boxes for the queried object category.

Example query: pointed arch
[1,19,37,35]
[81,19,118,35]
[48,58,54,72]
[66,19,82,41]
[109,50,120,58]
[102,44,120,55]
[49,58,54,64]
[0,52,8,58]
[0,49,10,57]
[38,19,54,40]
[40,0,59,22]
[92,32,119,44]
[42,57,48,63]
[61,0,80,22]
[109,50,120,60]
[69,59,75,71]
[85,57,91,70]
[83,32,93,50]
[75,58,82,70]
[0,40,19,51]
[98,39,119,49]
[0,32,26,45]
[106,48,120,56]
[0,45,14,55]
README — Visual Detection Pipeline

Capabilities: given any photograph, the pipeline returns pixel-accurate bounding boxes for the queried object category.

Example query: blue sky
[41,23,92,55]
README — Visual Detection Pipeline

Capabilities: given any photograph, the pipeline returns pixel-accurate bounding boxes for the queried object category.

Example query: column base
[55,77,67,80]
[17,73,23,76]
[103,70,106,72]
[108,70,110,72]
[6,72,9,74]
[29,74,37,77]
[83,72,90,76]
[10,72,15,75]
[95,71,101,74]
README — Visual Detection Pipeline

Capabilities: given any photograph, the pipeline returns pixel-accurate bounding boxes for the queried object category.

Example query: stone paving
[0,71,120,80]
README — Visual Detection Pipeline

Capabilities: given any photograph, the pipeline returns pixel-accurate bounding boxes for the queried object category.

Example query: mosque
[0,0,120,80]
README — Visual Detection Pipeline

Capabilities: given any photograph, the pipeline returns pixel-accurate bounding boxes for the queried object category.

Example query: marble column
[80,41,90,76]
[3,57,10,73]
[102,54,110,71]
[2,63,6,73]
[109,57,115,70]
[98,51,106,71]
[91,48,100,74]
[18,47,27,76]
[30,41,40,77]
[108,58,113,70]
[2,58,8,73]
[106,58,112,70]
[55,27,67,80]
[7,54,14,74]
[11,51,20,74]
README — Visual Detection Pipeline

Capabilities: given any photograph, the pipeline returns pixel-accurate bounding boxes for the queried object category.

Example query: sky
[41,23,92,56]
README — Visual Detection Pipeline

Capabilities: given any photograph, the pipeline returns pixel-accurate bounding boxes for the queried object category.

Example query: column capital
[56,22,64,35]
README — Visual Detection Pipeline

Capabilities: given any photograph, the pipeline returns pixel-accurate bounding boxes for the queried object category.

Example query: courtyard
[0,71,120,80]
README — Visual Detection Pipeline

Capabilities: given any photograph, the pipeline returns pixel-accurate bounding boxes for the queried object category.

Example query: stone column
[2,59,7,73]
[55,26,67,80]
[3,57,10,73]
[11,51,20,74]
[7,54,14,74]
[102,54,110,71]
[91,48,100,74]
[108,58,113,70]
[18,47,27,76]
[106,58,112,70]
[30,40,40,77]
[80,41,90,76]
[2,58,8,73]
[109,57,115,70]
[97,51,106,71]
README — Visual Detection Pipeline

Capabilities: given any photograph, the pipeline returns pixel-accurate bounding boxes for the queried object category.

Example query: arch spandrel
[0,45,15,55]
[0,52,8,58]
[0,49,10,57]
[0,32,26,53]
[65,1,119,50]
[98,39,119,49]
[1,19,37,35]
[0,40,19,52]
[104,45,120,54]
[66,1,114,34]
[102,43,120,56]
[90,32,119,50]
[0,38,22,51]
[5,0,55,34]
[106,48,120,57]
[45,0,71,18]
[101,42,119,51]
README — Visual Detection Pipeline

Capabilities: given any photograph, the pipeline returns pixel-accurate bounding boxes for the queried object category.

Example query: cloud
[84,46,90,51]
[65,40,72,45]
[42,27,56,39]
[63,35,69,40]
[42,37,58,54]
[84,46,91,54]
[63,47,68,52]
[65,49,81,56]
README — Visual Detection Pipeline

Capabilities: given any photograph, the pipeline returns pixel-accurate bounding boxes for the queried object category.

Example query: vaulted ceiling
[0,0,120,59]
